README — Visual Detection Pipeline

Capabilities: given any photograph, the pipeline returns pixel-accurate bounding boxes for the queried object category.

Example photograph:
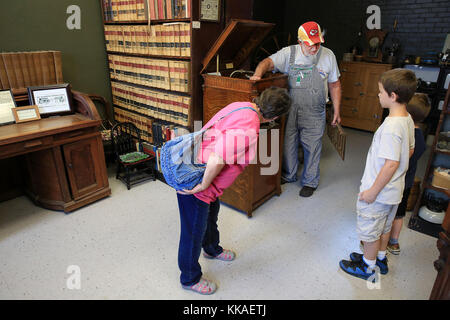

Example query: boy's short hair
[254,86,291,119]
[380,68,417,104]
[407,93,431,123]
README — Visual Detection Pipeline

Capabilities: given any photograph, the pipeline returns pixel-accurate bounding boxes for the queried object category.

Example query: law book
[157,0,164,20]
[179,0,186,18]
[131,0,139,20]
[137,57,145,85]
[136,1,145,21]
[162,59,170,90]
[123,25,130,53]
[163,92,171,121]
[166,0,172,19]
[125,0,131,21]
[173,23,181,57]
[182,96,190,126]
[131,25,138,53]
[147,26,154,55]
[117,0,124,21]
[184,23,191,57]
[153,24,160,55]
[186,0,191,18]
[148,0,156,19]
[179,23,187,57]
[168,24,175,56]
[163,24,170,56]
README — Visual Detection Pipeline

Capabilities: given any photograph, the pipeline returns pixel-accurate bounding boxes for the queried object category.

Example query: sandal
[182,278,217,295]
[203,249,236,261]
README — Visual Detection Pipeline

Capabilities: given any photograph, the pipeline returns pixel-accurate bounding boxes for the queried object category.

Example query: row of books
[141,125,190,172]
[114,106,154,143]
[148,0,191,20]
[114,106,189,147]
[111,81,190,126]
[0,51,63,90]
[102,0,191,22]
[109,54,190,92]
[104,23,191,57]
[102,0,147,21]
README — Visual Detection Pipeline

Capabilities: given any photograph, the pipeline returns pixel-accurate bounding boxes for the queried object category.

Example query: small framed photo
[28,83,74,117]
[12,105,41,123]
[0,89,17,125]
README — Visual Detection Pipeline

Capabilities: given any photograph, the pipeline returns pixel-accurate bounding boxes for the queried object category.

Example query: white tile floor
[0,128,439,299]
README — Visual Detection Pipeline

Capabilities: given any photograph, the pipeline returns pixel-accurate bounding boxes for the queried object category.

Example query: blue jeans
[177,193,223,286]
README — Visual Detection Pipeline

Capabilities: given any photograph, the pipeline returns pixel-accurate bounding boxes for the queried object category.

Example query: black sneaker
[299,186,316,197]
[339,258,378,281]
[349,252,389,275]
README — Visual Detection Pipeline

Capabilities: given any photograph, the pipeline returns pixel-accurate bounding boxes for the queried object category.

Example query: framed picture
[12,105,41,123]
[27,83,74,117]
[199,0,221,22]
[363,29,387,63]
[0,89,17,125]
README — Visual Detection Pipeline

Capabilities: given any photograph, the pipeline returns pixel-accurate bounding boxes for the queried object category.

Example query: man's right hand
[249,75,261,81]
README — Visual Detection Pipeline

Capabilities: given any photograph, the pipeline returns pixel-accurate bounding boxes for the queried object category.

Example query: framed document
[28,83,74,117]
[12,105,41,123]
[0,89,17,125]
[200,0,221,22]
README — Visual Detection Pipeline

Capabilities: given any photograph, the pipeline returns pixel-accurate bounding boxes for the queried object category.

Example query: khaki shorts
[356,199,399,242]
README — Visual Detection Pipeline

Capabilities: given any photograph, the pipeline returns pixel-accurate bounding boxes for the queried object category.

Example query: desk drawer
[0,136,54,158]
[54,127,96,141]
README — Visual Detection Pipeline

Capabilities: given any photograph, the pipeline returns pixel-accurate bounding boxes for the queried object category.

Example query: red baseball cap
[298,21,324,45]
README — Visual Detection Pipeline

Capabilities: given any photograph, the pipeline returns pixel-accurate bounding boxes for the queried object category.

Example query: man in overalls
[251,21,341,197]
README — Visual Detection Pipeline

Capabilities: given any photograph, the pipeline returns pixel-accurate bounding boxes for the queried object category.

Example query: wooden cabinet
[339,61,392,132]
[202,20,288,217]
[63,137,106,200]
[0,114,111,213]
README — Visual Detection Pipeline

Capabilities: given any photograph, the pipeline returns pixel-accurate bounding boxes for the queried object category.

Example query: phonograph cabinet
[201,19,288,217]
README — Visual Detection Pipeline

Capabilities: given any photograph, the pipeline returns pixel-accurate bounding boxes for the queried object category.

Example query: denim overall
[282,45,326,188]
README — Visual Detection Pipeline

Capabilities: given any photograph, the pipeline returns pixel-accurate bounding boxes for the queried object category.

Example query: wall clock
[200,0,221,22]
[363,29,387,63]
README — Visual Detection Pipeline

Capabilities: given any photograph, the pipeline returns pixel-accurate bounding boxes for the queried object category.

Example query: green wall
[0,0,112,119]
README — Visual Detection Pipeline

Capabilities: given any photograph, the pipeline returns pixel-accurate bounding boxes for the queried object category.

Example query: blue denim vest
[161,107,257,191]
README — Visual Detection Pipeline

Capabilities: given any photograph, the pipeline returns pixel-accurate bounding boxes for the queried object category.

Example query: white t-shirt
[360,115,415,204]
[269,45,340,99]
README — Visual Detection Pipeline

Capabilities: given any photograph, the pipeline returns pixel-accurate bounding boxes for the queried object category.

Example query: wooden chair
[111,122,155,190]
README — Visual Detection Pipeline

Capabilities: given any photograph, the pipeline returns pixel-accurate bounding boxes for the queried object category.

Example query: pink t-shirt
[194,102,260,204]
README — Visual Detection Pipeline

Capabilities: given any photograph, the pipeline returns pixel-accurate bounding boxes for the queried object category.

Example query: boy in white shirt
[339,68,417,281]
